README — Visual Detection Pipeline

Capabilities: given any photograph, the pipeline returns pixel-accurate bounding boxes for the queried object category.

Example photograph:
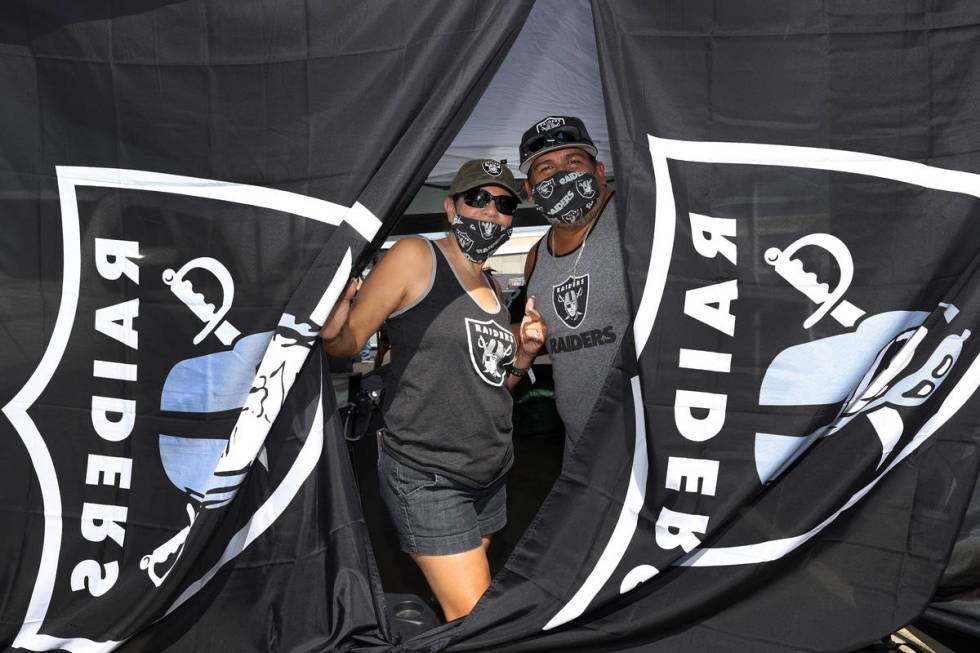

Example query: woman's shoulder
[388,235,433,257]
[384,236,435,271]
[373,237,437,317]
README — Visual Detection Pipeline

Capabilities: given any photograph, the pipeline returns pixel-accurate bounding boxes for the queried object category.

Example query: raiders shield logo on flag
[545,136,980,631]
[3,166,371,648]
[553,274,590,329]
[464,318,516,386]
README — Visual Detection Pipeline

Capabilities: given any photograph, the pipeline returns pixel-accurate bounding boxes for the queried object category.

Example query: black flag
[0,1,532,650]
[404,2,980,652]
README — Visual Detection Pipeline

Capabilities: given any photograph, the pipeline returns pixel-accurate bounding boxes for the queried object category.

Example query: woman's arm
[320,237,432,358]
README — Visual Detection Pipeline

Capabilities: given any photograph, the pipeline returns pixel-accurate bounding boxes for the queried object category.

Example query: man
[515,116,630,460]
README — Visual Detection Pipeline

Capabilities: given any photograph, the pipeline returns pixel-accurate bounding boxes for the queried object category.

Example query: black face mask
[452,214,512,263]
[531,170,599,225]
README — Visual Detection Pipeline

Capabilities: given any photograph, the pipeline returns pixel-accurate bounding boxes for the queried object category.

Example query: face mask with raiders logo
[531,170,599,226]
[452,214,512,263]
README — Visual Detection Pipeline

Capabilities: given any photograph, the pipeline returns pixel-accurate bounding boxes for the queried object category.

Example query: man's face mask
[452,214,512,263]
[531,170,599,225]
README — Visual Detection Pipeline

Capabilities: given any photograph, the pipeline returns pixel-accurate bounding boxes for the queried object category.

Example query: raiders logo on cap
[482,159,502,176]
[535,116,566,133]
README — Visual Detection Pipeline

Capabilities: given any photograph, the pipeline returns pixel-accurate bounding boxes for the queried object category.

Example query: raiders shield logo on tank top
[465,317,516,386]
[553,274,590,329]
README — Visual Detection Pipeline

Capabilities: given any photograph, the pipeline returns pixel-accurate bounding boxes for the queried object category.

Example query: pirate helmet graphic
[753,232,970,483]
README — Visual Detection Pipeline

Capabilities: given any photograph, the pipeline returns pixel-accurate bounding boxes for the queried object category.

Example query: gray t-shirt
[528,201,629,453]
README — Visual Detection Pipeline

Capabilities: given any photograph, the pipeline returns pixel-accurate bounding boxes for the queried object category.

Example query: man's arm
[507,295,546,391]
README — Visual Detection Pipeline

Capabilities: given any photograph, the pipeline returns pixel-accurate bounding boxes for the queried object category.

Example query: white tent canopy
[427,0,612,184]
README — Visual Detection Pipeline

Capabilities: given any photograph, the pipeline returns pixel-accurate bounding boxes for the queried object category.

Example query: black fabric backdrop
[404,2,980,652]
[0,1,532,650]
[4,2,980,652]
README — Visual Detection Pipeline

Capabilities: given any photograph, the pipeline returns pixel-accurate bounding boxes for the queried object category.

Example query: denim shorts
[378,447,507,556]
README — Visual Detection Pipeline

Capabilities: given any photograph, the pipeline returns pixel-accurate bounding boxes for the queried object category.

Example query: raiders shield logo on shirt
[553,274,590,329]
[465,317,516,386]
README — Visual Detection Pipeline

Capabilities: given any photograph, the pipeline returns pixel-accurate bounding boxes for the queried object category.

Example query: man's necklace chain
[551,217,598,278]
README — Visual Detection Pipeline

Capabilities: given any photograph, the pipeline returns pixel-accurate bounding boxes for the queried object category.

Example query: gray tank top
[382,238,516,488]
[528,200,629,451]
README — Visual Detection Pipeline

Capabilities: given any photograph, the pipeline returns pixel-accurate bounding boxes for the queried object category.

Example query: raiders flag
[404,2,980,652]
[0,1,531,650]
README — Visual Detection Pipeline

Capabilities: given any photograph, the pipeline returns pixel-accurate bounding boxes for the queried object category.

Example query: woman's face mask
[531,170,599,225]
[451,214,512,263]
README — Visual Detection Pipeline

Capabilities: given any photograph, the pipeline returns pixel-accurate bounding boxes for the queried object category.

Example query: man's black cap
[519,116,598,173]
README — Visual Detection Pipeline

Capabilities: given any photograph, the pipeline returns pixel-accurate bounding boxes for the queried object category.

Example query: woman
[321,159,546,621]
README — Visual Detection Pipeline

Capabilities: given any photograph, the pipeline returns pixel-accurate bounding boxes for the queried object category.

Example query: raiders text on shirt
[550,326,617,354]
[471,321,510,341]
